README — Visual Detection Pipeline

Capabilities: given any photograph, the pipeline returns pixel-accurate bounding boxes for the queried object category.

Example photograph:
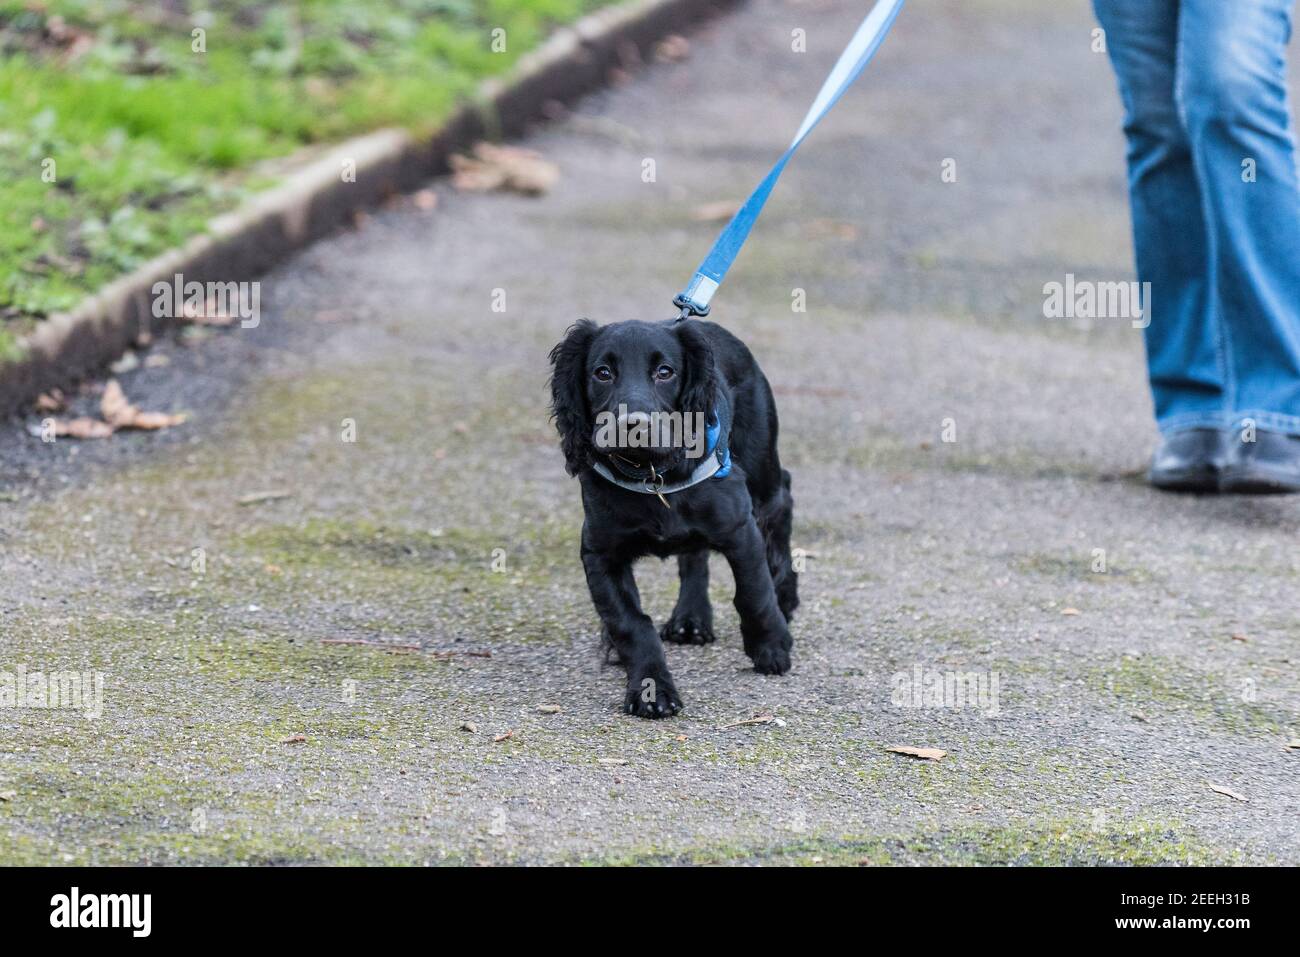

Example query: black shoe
[1149,428,1227,492]
[1220,428,1300,494]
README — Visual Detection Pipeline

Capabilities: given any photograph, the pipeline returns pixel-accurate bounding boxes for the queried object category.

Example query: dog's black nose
[619,411,653,431]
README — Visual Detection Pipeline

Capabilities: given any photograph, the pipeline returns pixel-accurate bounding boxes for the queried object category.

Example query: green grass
[0,0,611,324]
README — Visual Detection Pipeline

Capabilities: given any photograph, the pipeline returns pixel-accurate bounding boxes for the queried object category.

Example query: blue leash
[674,0,907,318]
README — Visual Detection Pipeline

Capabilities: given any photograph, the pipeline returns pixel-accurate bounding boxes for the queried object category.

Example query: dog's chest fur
[593,483,748,558]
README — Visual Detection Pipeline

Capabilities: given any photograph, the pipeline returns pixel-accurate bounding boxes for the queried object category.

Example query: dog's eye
[655,365,675,381]
[592,366,613,382]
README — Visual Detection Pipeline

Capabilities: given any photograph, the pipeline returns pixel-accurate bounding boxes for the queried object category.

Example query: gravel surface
[1,0,1296,865]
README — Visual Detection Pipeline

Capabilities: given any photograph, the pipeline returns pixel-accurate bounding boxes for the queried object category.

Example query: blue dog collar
[705,411,731,477]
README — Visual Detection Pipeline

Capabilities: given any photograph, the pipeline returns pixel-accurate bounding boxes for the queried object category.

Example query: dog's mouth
[603,446,683,470]
[591,410,708,469]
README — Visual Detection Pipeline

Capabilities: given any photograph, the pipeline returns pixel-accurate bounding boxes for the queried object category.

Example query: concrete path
[1,0,1296,864]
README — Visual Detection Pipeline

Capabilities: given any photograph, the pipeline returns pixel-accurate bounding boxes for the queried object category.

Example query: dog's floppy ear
[674,320,718,420]
[548,319,599,476]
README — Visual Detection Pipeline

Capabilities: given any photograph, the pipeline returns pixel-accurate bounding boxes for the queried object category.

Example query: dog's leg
[582,549,683,718]
[718,517,793,675]
[765,469,800,622]
[661,550,715,644]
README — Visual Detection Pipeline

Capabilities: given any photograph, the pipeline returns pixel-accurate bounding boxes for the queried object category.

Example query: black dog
[549,318,798,718]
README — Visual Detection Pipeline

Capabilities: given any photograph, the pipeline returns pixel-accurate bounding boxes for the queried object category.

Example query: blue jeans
[1093,0,1300,436]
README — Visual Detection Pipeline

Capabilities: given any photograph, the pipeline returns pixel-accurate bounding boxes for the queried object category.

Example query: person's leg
[1094,0,1227,435]
[1177,0,1300,489]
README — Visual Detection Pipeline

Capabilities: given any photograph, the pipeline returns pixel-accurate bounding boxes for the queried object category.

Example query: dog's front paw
[623,667,683,719]
[749,641,792,676]
[660,609,715,645]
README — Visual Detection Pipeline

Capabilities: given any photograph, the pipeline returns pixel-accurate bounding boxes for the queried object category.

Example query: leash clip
[645,466,671,509]
[672,293,710,320]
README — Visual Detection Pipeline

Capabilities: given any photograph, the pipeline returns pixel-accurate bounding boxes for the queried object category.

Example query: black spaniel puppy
[549,318,798,718]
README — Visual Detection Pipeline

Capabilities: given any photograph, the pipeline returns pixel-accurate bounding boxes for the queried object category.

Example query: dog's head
[548,319,718,476]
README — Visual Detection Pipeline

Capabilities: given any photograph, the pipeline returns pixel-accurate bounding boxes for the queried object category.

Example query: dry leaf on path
[1208,783,1249,802]
[100,379,187,431]
[280,734,307,745]
[654,34,690,62]
[180,297,236,326]
[887,745,947,761]
[48,417,115,439]
[237,490,293,506]
[35,391,65,413]
[320,638,420,651]
[717,714,785,730]
[450,143,558,196]
[691,200,740,223]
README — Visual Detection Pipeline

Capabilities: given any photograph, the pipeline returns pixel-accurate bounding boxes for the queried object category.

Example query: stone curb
[0,0,737,418]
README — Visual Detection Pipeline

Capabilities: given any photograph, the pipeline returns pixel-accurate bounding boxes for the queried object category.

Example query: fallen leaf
[100,379,132,426]
[180,297,235,326]
[280,734,307,745]
[450,142,558,196]
[536,704,561,714]
[654,34,690,62]
[319,638,421,651]
[674,734,688,742]
[804,218,859,241]
[99,379,187,431]
[237,490,292,506]
[717,714,778,730]
[34,391,65,413]
[49,417,115,439]
[886,745,946,761]
[1208,783,1248,803]
[1060,607,1082,616]
[125,410,187,430]
[690,200,740,223]
[459,721,478,733]
[1230,633,1249,643]
[110,351,139,375]
[493,730,514,743]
